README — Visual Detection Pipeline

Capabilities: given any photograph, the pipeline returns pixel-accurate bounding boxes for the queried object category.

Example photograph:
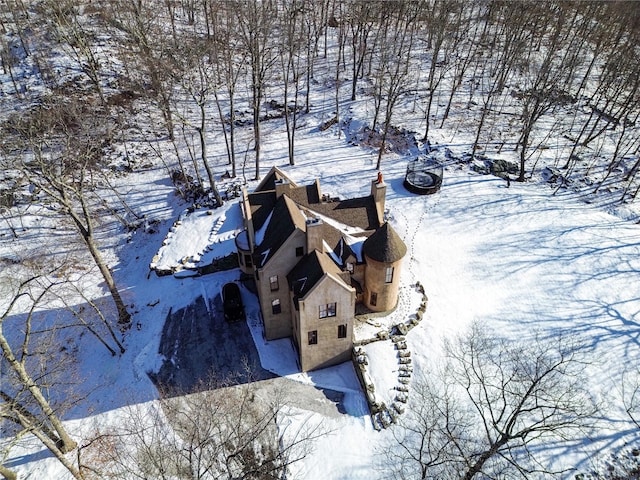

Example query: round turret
[363,223,407,312]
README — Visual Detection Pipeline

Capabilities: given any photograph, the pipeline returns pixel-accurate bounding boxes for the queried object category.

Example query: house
[235,167,407,372]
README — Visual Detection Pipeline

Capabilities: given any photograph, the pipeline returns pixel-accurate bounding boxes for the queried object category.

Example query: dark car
[222,282,245,322]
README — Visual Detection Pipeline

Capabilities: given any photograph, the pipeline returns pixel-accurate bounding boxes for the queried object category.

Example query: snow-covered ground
[3,122,639,478]
[2,9,640,477]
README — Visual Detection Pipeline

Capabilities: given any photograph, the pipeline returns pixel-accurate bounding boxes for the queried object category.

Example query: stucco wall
[257,230,306,340]
[297,274,355,372]
[363,255,403,312]
[235,232,253,275]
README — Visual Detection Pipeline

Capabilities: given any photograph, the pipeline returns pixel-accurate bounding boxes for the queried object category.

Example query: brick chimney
[305,217,324,253]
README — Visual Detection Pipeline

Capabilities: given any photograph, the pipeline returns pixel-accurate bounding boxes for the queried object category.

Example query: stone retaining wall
[352,281,428,430]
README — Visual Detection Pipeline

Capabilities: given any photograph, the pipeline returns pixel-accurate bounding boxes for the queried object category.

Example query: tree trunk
[196,103,222,206]
[0,464,18,480]
[68,216,130,327]
[29,421,83,479]
[461,439,507,480]
[253,92,261,181]
[81,229,130,327]
[0,332,78,454]
[252,66,262,180]
[517,127,531,182]
[64,189,131,328]
[229,92,237,177]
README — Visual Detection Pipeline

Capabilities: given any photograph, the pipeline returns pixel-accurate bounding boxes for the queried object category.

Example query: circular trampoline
[404,156,443,194]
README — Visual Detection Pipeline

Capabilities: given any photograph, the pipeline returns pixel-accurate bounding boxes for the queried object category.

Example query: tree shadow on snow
[148,295,276,398]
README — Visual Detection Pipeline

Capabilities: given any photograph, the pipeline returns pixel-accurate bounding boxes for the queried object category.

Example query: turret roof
[362,222,407,263]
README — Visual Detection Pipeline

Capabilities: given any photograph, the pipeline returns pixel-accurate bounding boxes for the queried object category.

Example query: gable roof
[287,250,345,304]
[254,166,298,192]
[335,237,359,264]
[254,195,306,267]
[362,222,407,263]
[247,173,389,269]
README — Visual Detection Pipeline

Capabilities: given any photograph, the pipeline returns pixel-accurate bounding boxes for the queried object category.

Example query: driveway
[150,293,346,418]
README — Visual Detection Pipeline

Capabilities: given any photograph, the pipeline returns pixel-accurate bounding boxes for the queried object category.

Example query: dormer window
[346,262,354,273]
[296,246,304,256]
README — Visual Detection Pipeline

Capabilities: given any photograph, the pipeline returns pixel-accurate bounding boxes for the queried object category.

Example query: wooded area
[1,0,639,194]
[1,1,640,478]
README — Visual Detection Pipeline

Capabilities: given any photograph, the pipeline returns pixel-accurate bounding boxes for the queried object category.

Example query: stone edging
[352,281,428,430]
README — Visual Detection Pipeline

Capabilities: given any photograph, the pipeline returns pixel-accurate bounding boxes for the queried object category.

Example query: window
[308,330,318,345]
[385,266,394,283]
[269,275,279,291]
[296,246,304,257]
[271,299,281,314]
[319,302,337,318]
[338,324,347,339]
[370,292,377,306]
[244,254,253,267]
[346,262,354,273]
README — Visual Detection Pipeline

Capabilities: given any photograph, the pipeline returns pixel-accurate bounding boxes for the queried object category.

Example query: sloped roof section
[287,181,322,206]
[254,195,304,266]
[362,222,407,263]
[250,176,378,235]
[326,235,360,266]
[254,166,298,192]
[304,196,380,231]
[287,250,344,302]
[249,191,277,231]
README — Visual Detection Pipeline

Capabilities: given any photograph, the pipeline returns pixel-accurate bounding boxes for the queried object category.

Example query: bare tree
[109,0,178,141]
[344,0,375,102]
[278,0,309,166]
[513,3,577,182]
[209,2,245,178]
[470,2,531,159]
[330,0,347,138]
[81,377,325,479]
[419,0,465,141]
[303,0,329,113]
[175,35,223,206]
[41,0,109,104]
[387,323,597,479]
[439,2,483,128]
[0,35,22,97]
[0,266,82,479]
[371,1,420,169]
[234,0,278,180]
[9,98,132,329]
[557,3,639,178]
